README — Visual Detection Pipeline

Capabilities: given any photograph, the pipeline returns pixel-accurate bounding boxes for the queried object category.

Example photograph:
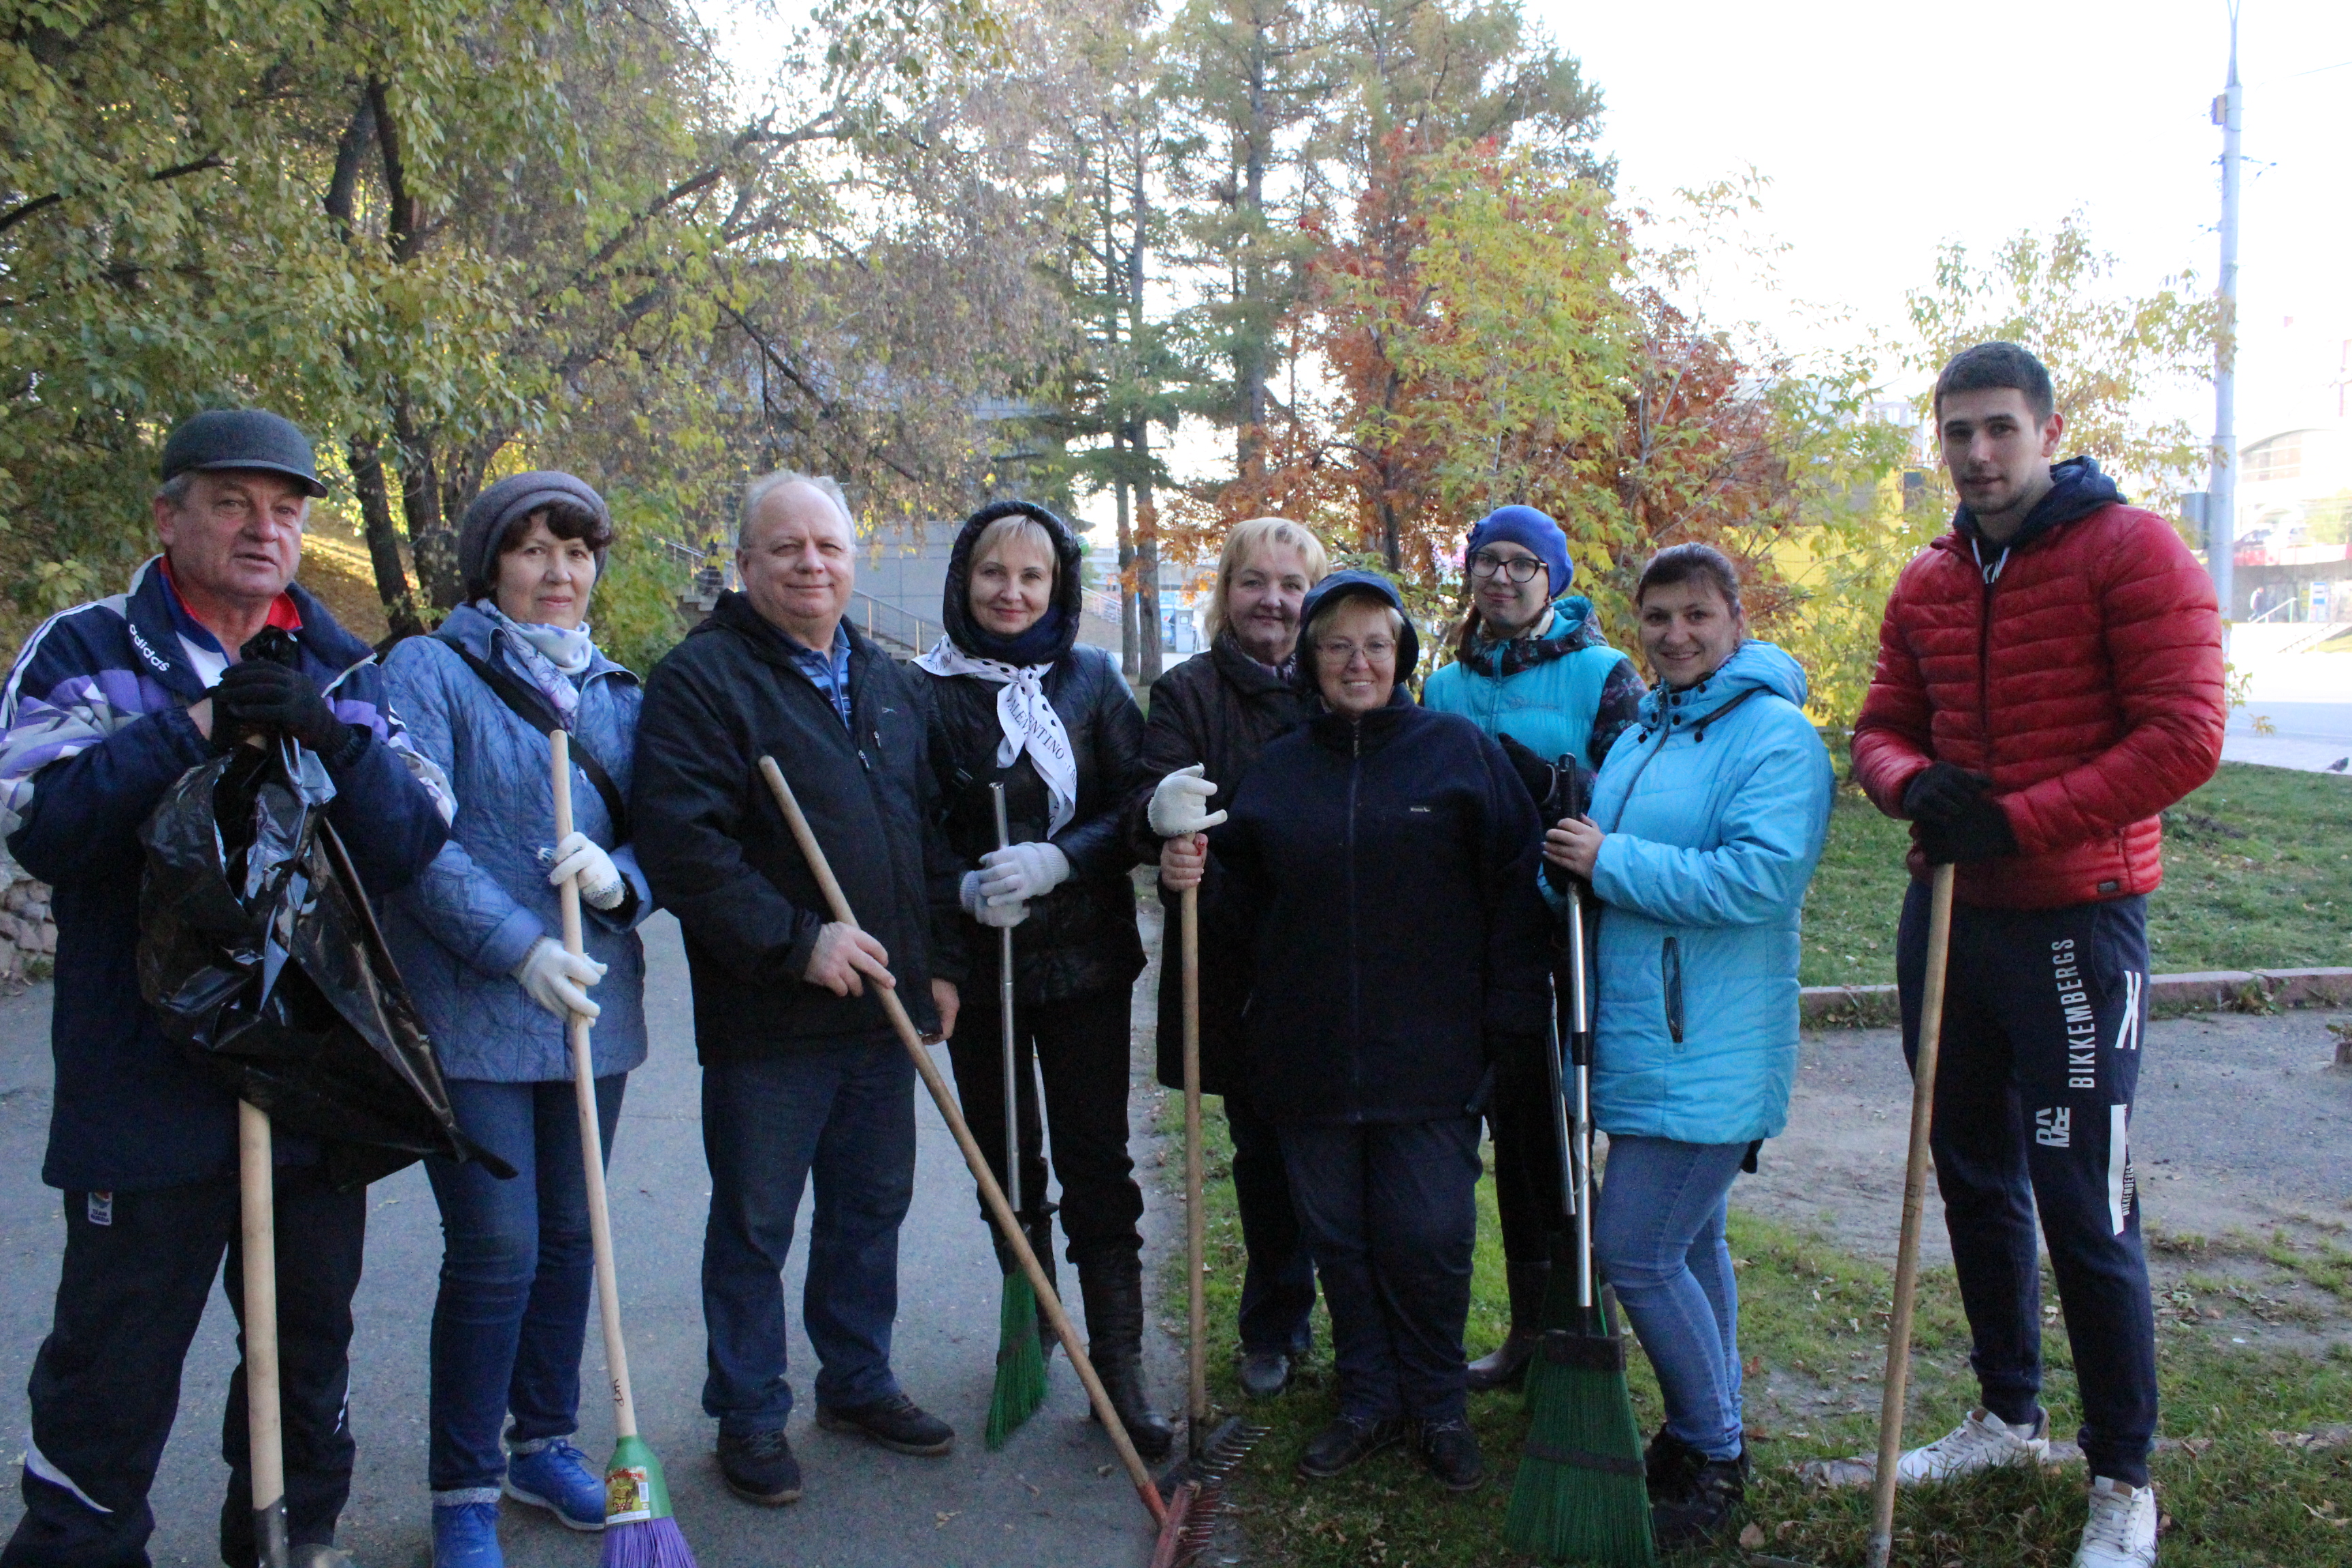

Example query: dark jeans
[1226,1094,1316,1356]
[700,1041,915,1435]
[424,1075,626,1499]
[1277,1117,1480,1424]
[1,1167,366,1568]
[944,988,1141,1266]
[1592,1136,1749,1460]
[1899,882,2159,1486]
[1487,1043,1566,1266]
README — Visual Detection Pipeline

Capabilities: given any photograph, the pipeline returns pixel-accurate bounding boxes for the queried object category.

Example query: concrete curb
[1799,966,2352,1030]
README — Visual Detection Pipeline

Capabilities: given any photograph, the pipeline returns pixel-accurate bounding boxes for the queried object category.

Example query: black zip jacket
[1124,634,1312,1096]
[1209,691,1550,1124]
[632,593,964,1059]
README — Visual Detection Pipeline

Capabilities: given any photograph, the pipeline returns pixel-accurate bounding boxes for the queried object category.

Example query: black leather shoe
[1650,1446,1748,1549]
[1237,1350,1293,1400]
[1464,1261,1550,1392]
[816,1393,955,1457]
[1644,1426,1705,1493]
[1296,1416,1405,1479]
[1414,1418,1486,1492]
[717,1428,803,1505]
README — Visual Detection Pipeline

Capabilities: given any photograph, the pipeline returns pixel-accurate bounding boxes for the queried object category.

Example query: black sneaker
[816,1393,956,1457]
[716,1428,802,1505]
[1237,1350,1293,1400]
[1650,1448,1748,1549]
[1295,1415,1405,1480]
[1644,1426,1705,1494]
[1414,1418,1486,1492]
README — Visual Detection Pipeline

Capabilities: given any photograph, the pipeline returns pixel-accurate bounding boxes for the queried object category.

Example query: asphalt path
[0,913,1181,1568]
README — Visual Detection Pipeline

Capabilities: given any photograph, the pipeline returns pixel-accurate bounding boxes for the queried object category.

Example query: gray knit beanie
[457,471,612,602]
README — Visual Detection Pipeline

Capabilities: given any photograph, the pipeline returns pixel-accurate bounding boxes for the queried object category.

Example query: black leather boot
[1077,1251,1174,1460]
[1465,1260,1550,1392]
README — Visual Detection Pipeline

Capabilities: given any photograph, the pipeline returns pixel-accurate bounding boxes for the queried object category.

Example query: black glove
[1915,793,2019,864]
[212,658,349,755]
[1901,761,1991,827]
[1497,733,1558,813]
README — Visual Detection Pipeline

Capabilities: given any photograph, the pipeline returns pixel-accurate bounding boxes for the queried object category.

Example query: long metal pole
[2208,3,2241,625]
[992,785,1019,1222]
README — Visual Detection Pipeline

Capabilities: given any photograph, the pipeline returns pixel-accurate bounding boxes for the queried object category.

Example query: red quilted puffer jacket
[1852,459,2226,910]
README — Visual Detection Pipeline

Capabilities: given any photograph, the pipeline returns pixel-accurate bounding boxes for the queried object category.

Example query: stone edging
[1801,967,2352,1032]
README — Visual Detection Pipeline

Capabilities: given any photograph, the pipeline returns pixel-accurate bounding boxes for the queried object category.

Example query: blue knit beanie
[1465,506,1572,599]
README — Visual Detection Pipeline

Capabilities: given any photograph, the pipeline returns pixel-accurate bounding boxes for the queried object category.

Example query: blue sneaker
[503,1438,607,1532]
[431,1501,502,1568]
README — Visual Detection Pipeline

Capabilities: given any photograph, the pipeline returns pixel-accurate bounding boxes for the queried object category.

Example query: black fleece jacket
[1208,691,1551,1124]
[633,593,964,1059]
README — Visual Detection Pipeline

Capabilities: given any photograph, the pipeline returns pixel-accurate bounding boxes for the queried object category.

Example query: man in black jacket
[632,472,965,1507]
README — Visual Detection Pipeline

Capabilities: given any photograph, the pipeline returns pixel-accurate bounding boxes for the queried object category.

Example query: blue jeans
[424,1075,626,1499]
[700,1041,915,1435]
[1277,1117,1480,1424]
[1592,1135,1749,1461]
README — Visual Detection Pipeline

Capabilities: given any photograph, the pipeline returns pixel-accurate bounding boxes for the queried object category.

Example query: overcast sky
[700,0,2351,514]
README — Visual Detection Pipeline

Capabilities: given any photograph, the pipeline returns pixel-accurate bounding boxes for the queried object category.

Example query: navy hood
[1953,455,2123,558]
[1296,569,1420,700]
[940,499,1085,665]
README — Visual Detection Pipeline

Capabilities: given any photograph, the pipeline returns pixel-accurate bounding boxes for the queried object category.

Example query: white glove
[512,936,606,1021]
[961,870,1027,928]
[1148,764,1226,837]
[547,831,626,910]
[978,840,1069,908]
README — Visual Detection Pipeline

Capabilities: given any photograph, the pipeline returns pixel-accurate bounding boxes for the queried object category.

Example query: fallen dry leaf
[1738,1522,1766,1549]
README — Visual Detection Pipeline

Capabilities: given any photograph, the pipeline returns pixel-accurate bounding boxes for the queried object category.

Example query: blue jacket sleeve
[7,706,212,885]
[380,644,544,976]
[321,724,451,900]
[1589,717,1831,929]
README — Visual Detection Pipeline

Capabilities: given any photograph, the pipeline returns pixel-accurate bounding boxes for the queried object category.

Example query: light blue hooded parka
[1586,640,1832,1145]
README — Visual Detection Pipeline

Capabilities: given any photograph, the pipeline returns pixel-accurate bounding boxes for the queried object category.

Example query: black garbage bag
[137,659,512,1190]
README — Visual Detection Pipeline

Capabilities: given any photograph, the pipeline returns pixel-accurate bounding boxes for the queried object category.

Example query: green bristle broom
[1505,875,1654,1567]
[550,734,697,1568]
[984,782,1048,1448]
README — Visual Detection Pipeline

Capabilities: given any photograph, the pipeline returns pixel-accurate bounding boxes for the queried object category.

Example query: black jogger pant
[1488,1042,1566,1267]
[945,987,1145,1267]
[2,1164,368,1568]
[1897,882,2158,1486]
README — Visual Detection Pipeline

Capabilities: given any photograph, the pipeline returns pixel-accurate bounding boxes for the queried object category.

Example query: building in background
[2231,416,2351,624]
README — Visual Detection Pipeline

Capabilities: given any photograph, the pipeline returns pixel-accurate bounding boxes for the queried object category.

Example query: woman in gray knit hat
[380,472,653,1568]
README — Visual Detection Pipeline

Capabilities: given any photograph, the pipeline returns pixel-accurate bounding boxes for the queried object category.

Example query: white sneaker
[2073,1476,2158,1567]
[1893,1406,2051,1484]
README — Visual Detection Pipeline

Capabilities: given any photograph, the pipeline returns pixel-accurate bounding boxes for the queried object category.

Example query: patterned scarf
[476,600,592,728]
[915,635,1077,836]
[1462,596,1602,680]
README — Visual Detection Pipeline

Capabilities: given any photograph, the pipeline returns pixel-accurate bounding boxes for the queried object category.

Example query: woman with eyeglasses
[1166,571,1550,1493]
[1420,506,1644,1390]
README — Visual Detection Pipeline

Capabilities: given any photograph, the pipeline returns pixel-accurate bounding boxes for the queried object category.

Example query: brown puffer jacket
[1852,457,2226,910]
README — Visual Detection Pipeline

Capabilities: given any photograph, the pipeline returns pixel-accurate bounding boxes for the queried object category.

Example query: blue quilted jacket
[382,605,652,1082]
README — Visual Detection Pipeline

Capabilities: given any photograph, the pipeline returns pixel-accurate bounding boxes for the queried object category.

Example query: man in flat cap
[0,409,454,1568]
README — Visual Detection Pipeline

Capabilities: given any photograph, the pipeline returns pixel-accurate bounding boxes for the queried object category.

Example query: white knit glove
[1147,764,1226,837]
[512,936,606,1021]
[977,840,1069,908]
[547,831,626,910]
[960,870,1028,928]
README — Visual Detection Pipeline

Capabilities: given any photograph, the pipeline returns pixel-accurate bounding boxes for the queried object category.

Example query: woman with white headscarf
[912,500,1168,1456]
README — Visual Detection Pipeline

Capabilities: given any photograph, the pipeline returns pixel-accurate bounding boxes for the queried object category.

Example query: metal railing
[850,591,934,656]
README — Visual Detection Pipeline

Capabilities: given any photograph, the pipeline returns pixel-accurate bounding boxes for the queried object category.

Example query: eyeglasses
[1467,551,1544,584]
[1313,637,1396,666]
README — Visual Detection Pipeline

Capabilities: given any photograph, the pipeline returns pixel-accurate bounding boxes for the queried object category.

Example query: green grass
[1799,763,2352,988]
[1162,1096,2352,1567]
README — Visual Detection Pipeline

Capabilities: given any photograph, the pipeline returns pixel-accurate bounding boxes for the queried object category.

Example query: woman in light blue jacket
[382,473,653,1568]
[1546,542,1832,1550]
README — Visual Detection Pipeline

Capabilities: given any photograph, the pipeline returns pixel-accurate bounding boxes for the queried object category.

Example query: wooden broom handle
[756,757,1167,1526]
[240,1098,288,1568]
[553,731,640,1440]
[1867,862,1956,1568]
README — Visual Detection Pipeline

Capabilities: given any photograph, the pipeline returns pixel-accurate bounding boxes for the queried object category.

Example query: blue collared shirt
[789,621,853,730]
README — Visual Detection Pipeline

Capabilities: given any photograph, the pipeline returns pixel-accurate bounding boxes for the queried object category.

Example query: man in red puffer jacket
[1852,342,2223,1568]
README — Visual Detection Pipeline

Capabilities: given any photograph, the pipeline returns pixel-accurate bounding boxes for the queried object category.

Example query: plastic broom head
[1504,1306,1656,1566]
[985,1268,1047,1450]
[602,1436,697,1568]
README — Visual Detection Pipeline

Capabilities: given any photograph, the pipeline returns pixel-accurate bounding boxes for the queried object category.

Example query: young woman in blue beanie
[1420,504,1644,1390]
[382,474,655,1568]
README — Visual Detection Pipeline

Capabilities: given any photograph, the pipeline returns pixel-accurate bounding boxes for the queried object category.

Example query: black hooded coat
[913,502,1149,1005]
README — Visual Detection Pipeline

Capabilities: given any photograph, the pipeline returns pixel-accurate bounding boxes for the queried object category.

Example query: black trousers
[1898,882,2159,1486]
[1487,1043,1567,1267]
[2,1165,368,1568]
[1226,1093,1317,1355]
[945,987,1143,1266]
